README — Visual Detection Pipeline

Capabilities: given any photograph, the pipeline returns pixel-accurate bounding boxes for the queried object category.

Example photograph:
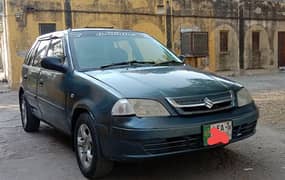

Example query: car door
[22,40,50,119]
[37,38,69,133]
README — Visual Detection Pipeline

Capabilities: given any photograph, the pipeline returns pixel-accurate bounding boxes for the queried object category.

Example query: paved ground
[0,72,285,180]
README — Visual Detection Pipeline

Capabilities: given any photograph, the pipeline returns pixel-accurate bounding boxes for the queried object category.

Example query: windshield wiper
[154,60,184,66]
[100,60,155,69]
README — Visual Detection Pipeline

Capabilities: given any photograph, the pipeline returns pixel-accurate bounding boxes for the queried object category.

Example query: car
[19,28,259,179]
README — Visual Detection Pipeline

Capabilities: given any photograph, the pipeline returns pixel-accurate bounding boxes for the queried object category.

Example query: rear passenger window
[32,40,50,66]
[24,42,39,65]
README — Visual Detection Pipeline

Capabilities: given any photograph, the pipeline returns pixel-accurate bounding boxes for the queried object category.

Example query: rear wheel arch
[19,88,40,132]
[19,87,24,103]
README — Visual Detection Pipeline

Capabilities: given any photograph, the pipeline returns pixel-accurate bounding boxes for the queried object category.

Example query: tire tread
[20,95,40,132]
[74,113,113,179]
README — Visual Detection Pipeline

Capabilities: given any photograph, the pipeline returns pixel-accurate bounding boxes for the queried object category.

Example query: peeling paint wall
[3,0,168,88]
[2,0,285,88]
[172,0,285,72]
[70,0,167,43]
[0,33,3,71]
[3,0,65,87]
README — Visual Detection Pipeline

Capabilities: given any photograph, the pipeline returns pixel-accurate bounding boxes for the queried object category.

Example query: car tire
[74,113,113,179]
[20,93,40,132]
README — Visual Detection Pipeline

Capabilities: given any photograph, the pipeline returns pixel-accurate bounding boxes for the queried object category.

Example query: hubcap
[77,124,94,169]
[21,98,27,128]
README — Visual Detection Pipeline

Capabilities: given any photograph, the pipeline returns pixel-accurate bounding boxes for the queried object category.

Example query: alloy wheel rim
[77,124,94,169]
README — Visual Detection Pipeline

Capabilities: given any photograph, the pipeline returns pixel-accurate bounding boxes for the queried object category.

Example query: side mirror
[41,57,67,73]
[178,55,185,62]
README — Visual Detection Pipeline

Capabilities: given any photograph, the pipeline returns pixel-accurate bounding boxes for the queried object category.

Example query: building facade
[1,0,285,88]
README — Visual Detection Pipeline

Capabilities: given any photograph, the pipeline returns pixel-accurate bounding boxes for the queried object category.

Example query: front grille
[143,135,202,154]
[142,122,256,155]
[166,91,234,115]
[233,121,257,139]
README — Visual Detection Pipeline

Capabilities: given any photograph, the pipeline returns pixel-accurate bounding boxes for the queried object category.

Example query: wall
[172,0,285,73]
[3,0,168,88]
[0,34,3,71]
[70,0,166,43]
[3,0,65,88]
[2,0,285,88]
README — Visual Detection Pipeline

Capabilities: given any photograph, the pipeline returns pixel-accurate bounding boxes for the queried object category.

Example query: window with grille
[181,32,208,57]
[220,31,228,52]
[39,23,56,35]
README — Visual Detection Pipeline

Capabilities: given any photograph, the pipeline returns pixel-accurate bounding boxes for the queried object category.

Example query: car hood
[84,66,241,98]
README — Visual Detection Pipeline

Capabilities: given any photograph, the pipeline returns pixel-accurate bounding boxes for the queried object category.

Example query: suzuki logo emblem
[204,97,214,109]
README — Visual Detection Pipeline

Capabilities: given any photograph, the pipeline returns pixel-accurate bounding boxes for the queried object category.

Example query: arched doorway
[212,23,239,71]
[244,24,272,69]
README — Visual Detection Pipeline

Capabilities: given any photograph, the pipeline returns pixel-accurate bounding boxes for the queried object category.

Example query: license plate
[203,121,232,146]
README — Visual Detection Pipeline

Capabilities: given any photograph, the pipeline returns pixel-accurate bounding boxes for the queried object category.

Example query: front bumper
[101,103,259,161]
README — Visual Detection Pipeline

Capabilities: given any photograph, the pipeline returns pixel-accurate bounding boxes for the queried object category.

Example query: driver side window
[47,39,65,64]
[32,40,50,67]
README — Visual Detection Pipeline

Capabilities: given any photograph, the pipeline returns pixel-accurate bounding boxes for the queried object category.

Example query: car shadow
[38,124,73,150]
[103,147,249,180]
[36,124,255,180]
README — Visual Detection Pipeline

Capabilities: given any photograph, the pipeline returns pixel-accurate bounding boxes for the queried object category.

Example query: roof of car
[37,28,137,40]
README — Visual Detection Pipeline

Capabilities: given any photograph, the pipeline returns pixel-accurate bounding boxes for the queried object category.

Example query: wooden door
[278,32,285,67]
[251,32,261,69]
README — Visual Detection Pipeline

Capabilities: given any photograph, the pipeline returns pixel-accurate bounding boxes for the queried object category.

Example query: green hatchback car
[19,29,259,179]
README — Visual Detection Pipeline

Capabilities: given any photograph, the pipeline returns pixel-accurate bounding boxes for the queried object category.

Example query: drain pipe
[239,2,245,74]
[166,0,172,49]
[64,0,73,29]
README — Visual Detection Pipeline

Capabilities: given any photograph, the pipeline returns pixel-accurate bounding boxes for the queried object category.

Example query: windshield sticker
[71,31,148,38]
[94,32,144,37]
[70,32,83,38]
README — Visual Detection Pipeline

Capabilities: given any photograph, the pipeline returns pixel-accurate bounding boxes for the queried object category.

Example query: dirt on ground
[253,91,285,132]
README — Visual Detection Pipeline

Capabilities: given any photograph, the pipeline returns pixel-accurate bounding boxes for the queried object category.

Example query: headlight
[237,88,253,107]
[111,99,136,116]
[112,99,170,117]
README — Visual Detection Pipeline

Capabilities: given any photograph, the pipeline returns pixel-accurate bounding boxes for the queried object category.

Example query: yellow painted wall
[5,0,65,88]
[70,0,166,44]
[4,0,224,88]
[4,0,285,88]
[4,0,169,88]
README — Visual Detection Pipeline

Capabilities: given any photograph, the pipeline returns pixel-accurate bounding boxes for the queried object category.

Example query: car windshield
[69,31,182,70]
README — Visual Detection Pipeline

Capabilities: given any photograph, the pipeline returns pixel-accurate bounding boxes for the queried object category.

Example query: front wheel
[74,113,113,179]
[20,93,40,132]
